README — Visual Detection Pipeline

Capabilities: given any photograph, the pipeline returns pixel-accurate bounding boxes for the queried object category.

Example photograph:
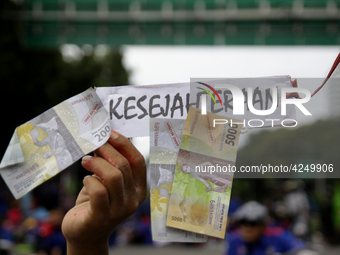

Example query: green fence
[4,0,340,47]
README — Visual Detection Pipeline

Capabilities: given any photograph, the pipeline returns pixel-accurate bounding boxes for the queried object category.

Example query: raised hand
[61,131,146,255]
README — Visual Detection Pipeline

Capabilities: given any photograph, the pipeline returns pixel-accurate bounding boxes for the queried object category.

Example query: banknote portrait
[149,164,176,197]
[30,116,73,172]
[28,108,84,173]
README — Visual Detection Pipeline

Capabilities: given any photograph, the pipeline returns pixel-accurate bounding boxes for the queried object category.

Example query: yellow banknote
[0,88,111,199]
[149,118,207,242]
[166,107,242,239]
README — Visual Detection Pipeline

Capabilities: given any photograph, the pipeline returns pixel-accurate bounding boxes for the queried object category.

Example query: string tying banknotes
[311,52,340,97]
[286,52,340,99]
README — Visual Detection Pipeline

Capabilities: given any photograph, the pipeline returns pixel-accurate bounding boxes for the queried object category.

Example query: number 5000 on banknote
[166,107,242,239]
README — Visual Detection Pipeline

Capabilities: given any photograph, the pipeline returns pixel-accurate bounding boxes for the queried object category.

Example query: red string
[311,52,340,97]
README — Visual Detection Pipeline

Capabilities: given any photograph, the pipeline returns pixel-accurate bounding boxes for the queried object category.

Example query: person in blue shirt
[227,201,305,255]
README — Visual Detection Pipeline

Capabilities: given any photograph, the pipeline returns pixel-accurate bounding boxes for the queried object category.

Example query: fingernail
[83,175,92,184]
[82,155,93,162]
[111,131,119,139]
[83,175,91,180]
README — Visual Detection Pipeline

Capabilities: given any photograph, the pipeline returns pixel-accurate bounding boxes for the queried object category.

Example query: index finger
[107,131,146,190]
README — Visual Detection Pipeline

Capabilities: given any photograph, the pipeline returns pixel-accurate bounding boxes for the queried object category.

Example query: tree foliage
[236,119,340,168]
[0,0,129,157]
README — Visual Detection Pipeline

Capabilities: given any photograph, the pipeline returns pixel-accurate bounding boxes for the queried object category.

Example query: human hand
[61,131,146,255]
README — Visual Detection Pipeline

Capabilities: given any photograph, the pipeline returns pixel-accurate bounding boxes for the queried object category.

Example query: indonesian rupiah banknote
[0,88,111,199]
[166,107,242,239]
[149,118,207,242]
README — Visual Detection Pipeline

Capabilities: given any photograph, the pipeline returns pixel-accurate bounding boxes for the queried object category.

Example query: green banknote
[166,107,242,239]
[149,118,207,242]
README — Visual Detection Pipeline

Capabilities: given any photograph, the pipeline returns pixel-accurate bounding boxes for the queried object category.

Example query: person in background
[61,131,146,255]
[36,208,66,255]
[227,201,305,255]
[283,180,310,239]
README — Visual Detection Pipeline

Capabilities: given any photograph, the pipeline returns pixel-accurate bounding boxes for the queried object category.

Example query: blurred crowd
[0,175,152,255]
[0,180,68,255]
[228,180,312,239]
[0,178,329,255]
[225,179,317,255]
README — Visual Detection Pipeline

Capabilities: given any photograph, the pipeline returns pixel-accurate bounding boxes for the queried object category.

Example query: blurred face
[239,222,265,243]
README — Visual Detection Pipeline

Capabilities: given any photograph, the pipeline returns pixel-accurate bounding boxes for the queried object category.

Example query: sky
[123,46,339,85]
[121,46,340,157]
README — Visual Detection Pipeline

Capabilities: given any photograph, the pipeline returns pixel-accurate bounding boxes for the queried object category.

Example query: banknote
[166,107,242,239]
[0,88,111,199]
[149,118,207,242]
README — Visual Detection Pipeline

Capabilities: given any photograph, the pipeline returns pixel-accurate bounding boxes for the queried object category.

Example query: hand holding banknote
[62,131,147,255]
